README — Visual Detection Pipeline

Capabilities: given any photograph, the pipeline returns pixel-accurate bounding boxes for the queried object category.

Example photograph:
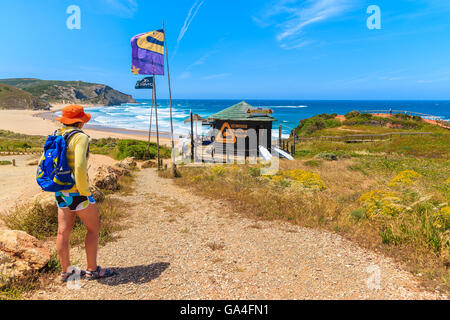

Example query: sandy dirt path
[27,168,445,300]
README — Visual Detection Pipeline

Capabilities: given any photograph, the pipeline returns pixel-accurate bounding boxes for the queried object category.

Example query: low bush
[116,139,171,160]
[295,114,342,136]
[345,110,361,119]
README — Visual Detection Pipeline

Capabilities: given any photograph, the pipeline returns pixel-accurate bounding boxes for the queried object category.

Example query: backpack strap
[62,129,90,158]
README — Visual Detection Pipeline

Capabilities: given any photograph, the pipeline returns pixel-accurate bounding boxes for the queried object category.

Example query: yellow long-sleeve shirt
[60,126,90,196]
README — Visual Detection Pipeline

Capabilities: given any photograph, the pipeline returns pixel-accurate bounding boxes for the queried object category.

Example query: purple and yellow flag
[131,29,165,75]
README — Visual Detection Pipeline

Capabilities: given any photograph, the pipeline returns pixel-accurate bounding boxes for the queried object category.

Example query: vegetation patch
[295,113,341,136]
[389,170,423,187]
[267,169,327,190]
[116,139,171,160]
[359,190,404,218]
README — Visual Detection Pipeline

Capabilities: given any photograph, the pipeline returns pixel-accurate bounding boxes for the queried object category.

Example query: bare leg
[56,208,76,273]
[76,203,101,272]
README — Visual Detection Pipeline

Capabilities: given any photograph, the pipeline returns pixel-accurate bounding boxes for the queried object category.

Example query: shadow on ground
[97,262,170,286]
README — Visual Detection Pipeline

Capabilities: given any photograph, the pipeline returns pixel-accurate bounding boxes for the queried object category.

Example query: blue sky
[1,0,450,99]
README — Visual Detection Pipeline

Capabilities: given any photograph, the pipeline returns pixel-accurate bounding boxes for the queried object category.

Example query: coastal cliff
[0,78,135,107]
[0,84,50,110]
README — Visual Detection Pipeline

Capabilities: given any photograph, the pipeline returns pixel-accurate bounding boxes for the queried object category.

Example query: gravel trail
[28,168,446,300]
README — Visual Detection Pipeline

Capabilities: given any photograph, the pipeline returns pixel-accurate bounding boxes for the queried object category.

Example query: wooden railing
[295,132,433,143]
[0,151,41,155]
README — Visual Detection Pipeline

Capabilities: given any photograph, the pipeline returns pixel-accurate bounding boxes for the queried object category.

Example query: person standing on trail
[54,105,116,282]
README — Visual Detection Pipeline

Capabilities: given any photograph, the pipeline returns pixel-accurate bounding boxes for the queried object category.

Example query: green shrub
[316,152,338,161]
[345,110,361,119]
[116,139,171,160]
[350,208,366,221]
[249,167,261,177]
[295,114,341,136]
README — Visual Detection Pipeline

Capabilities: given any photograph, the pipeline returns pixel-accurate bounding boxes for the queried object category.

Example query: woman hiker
[55,105,115,282]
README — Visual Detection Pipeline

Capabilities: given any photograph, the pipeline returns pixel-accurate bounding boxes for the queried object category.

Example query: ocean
[83,99,450,138]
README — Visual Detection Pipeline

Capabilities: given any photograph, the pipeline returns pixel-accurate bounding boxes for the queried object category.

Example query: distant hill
[0,78,135,106]
[0,84,50,110]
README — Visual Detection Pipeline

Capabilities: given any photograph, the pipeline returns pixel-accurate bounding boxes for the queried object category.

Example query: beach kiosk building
[207,101,276,157]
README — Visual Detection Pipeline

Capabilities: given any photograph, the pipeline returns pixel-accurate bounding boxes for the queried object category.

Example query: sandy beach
[0,104,175,146]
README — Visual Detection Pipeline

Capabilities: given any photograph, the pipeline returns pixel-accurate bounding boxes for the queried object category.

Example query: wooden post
[293,133,296,156]
[153,76,161,170]
[12,159,16,167]
[279,125,282,148]
[190,109,194,162]
[163,21,177,176]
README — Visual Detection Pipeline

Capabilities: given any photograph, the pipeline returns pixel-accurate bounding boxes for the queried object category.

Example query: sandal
[85,266,116,280]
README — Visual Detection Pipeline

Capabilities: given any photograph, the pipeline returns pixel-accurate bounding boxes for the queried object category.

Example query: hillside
[0,78,135,106]
[0,84,50,110]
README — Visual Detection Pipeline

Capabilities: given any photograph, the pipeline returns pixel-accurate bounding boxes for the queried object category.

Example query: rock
[141,160,157,169]
[90,186,105,203]
[26,159,39,166]
[111,166,131,177]
[0,230,51,284]
[32,193,56,211]
[92,165,119,191]
[116,157,137,170]
[0,250,12,264]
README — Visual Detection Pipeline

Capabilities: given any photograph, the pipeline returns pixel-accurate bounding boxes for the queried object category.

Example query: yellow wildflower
[389,170,422,187]
[433,206,450,231]
[211,166,225,176]
[270,169,326,190]
[359,190,403,218]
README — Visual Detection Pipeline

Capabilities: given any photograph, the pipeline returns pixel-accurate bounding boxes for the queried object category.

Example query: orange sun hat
[56,105,92,125]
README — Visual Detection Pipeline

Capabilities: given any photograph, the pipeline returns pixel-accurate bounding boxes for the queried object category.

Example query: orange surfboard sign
[215,122,236,144]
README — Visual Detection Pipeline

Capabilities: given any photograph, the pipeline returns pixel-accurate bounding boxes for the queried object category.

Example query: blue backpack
[36,129,84,192]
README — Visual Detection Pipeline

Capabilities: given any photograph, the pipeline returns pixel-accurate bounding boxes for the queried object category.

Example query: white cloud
[255,0,355,49]
[103,0,138,17]
[179,71,192,80]
[202,73,232,80]
[173,0,206,57]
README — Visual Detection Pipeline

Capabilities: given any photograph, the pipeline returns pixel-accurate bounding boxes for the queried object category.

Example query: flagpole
[153,74,161,170]
[163,20,177,176]
[147,77,154,150]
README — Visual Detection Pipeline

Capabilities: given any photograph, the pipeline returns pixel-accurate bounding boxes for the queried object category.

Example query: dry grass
[4,197,129,247]
[117,173,136,196]
[207,242,225,251]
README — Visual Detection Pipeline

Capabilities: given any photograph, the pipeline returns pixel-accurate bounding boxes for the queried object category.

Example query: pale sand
[0,154,116,217]
[0,108,175,146]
